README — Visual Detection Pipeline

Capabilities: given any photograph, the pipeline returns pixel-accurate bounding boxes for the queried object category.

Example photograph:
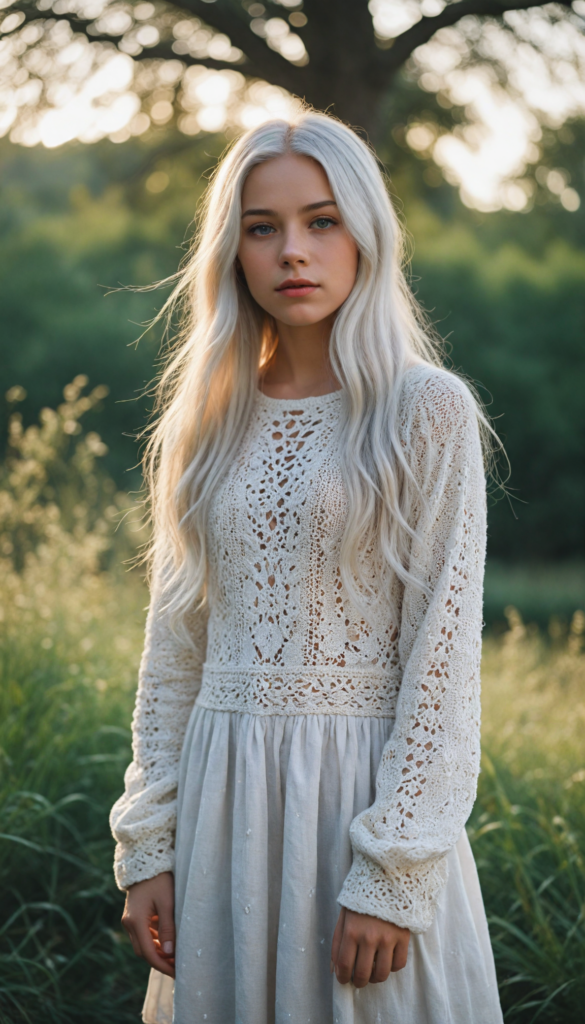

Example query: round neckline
[256,387,344,407]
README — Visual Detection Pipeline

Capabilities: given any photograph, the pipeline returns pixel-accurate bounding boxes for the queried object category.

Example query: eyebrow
[241,199,338,218]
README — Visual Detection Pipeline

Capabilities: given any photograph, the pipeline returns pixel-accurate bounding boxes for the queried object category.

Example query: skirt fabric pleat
[142,706,503,1024]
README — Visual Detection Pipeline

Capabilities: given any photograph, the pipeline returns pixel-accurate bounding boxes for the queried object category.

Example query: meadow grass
[0,579,149,1023]
[471,612,585,1022]
[1,386,584,1023]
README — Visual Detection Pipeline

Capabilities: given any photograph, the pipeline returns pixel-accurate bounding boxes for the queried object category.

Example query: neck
[260,317,341,398]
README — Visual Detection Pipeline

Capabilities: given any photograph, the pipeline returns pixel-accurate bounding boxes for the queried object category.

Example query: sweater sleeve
[337,369,487,933]
[109,573,209,890]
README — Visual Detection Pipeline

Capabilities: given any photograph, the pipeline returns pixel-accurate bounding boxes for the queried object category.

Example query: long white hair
[144,109,483,627]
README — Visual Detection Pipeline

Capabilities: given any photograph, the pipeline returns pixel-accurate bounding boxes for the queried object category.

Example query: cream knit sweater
[110,364,487,934]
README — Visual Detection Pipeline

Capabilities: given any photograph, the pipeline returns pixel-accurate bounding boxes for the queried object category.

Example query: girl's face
[237,153,359,328]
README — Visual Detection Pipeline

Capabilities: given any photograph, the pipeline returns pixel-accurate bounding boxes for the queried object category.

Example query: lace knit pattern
[110,594,209,891]
[199,388,401,717]
[110,365,487,934]
[337,368,486,931]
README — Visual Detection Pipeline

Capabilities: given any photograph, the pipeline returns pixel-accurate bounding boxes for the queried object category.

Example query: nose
[278,225,308,268]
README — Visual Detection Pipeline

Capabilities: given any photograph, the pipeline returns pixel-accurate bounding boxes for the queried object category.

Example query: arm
[337,370,487,934]
[110,571,209,891]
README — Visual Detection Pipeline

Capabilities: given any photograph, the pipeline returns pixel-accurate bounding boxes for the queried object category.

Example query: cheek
[331,237,359,300]
[238,242,272,293]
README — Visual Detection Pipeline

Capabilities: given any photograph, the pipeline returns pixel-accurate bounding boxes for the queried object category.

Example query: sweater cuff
[110,773,179,890]
[337,850,448,934]
[113,843,175,891]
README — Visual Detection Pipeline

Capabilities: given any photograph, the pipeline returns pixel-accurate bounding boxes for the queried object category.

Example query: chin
[276,308,333,327]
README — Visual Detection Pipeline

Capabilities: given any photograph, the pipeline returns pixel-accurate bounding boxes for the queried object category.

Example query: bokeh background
[1,2,584,1021]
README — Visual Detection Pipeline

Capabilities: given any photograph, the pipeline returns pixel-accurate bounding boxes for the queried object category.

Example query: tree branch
[378,0,575,75]
[11,4,263,76]
[177,0,267,56]
[10,0,306,94]
[133,42,261,76]
[176,0,305,88]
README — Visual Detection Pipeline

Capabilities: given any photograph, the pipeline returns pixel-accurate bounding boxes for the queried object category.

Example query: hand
[121,871,176,979]
[331,907,410,988]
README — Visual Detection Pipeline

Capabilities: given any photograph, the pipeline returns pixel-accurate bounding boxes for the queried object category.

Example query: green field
[484,561,585,631]
[1,390,584,1023]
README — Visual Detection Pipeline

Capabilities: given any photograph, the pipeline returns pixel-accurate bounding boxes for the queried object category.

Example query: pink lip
[276,278,319,297]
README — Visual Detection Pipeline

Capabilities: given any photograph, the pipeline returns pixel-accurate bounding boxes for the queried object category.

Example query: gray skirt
[143,706,503,1024]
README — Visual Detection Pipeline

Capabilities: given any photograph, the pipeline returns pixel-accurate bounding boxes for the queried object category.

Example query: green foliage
[471,761,585,1023]
[472,611,585,1022]
[0,376,144,596]
[0,390,149,1021]
[0,133,224,486]
[2,377,110,570]
[409,207,585,559]
[0,598,148,1023]
[484,562,585,631]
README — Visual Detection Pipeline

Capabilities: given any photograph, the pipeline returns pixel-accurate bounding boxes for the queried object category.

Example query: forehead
[241,153,333,207]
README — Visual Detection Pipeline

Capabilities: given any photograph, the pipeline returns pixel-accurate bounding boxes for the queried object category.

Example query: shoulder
[398,363,479,448]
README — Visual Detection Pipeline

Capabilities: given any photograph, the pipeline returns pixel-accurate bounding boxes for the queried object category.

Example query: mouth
[276,278,319,298]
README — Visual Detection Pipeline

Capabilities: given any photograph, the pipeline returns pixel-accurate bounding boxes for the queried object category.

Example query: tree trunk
[298,75,385,139]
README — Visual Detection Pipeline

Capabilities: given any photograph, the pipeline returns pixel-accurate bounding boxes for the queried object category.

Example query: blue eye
[312,217,335,229]
[250,224,275,235]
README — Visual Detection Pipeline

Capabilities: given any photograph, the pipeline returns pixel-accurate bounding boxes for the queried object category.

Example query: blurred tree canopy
[3,0,585,140]
[1,126,583,561]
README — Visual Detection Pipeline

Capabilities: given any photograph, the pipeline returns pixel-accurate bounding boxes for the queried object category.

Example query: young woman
[110,110,504,1024]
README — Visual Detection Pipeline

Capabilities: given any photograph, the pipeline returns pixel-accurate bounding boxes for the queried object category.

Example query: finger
[391,935,410,972]
[335,925,358,986]
[155,892,176,960]
[127,929,144,959]
[152,946,176,969]
[149,928,176,967]
[122,914,142,958]
[148,906,176,963]
[134,918,175,978]
[330,907,346,970]
[352,940,377,989]
[370,942,393,984]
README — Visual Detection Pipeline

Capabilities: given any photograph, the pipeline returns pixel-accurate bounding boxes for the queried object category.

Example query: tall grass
[471,610,585,1022]
[0,597,148,1023]
[1,387,584,1022]
[0,381,149,1022]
